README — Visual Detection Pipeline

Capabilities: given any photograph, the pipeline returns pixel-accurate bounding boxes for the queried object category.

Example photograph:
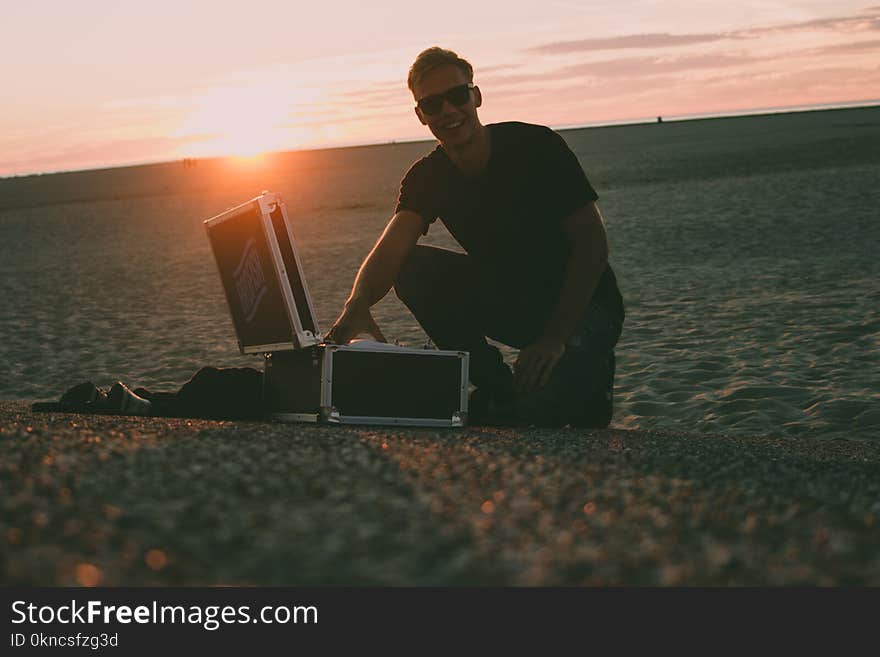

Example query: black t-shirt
[395,121,623,320]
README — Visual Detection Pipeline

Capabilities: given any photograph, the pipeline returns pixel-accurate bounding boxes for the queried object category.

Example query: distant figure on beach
[657,116,663,124]
[326,47,624,427]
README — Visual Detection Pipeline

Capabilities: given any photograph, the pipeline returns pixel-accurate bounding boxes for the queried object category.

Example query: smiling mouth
[441,119,465,130]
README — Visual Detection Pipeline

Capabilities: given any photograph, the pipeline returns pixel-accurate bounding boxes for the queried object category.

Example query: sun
[209,127,287,159]
[175,83,308,159]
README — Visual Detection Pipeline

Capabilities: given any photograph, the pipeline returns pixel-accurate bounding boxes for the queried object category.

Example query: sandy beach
[2,106,878,441]
[2,107,878,586]
[3,400,878,586]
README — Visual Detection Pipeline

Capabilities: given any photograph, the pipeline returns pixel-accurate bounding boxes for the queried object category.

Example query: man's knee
[393,244,454,306]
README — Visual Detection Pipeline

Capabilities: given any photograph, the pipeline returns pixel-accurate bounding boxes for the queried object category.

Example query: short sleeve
[537,127,599,219]
[394,158,439,235]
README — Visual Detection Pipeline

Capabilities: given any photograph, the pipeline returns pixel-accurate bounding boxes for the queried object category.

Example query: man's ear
[473,85,482,109]
[414,106,428,125]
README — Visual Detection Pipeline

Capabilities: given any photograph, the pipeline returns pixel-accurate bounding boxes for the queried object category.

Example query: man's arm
[514,201,609,392]
[325,211,425,344]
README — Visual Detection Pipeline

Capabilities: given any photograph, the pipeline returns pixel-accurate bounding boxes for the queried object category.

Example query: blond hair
[407,47,474,94]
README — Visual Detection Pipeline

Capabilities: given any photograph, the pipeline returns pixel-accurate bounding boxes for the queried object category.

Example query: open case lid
[204,191,320,353]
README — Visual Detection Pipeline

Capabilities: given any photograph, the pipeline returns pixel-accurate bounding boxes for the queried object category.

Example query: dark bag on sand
[150,366,263,420]
[33,366,264,421]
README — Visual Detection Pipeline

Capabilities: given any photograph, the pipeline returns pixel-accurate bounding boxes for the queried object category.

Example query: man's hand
[514,336,566,394]
[324,298,387,345]
[323,211,423,345]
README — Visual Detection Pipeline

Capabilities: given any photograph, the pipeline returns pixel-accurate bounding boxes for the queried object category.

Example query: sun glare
[211,128,285,159]
[175,84,311,159]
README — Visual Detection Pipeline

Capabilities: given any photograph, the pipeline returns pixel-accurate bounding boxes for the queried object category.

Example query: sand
[2,107,878,585]
[2,106,878,440]
[3,400,879,586]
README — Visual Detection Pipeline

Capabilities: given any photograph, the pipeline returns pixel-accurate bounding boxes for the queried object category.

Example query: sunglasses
[415,83,475,115]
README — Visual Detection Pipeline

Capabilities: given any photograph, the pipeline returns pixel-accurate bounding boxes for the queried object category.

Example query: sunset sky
[2,1,878,176]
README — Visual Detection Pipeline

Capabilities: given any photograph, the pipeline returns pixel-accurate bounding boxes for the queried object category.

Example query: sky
[1,0,879,176]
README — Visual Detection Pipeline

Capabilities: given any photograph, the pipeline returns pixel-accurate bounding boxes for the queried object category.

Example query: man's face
[413,65,482,147]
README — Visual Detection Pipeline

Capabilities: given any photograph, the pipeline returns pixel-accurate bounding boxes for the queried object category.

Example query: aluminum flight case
[204,192,469,427]
[204,191,320,353]
[264,341,469,427]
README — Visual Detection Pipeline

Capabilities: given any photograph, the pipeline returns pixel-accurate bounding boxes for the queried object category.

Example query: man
[326,47,624,428]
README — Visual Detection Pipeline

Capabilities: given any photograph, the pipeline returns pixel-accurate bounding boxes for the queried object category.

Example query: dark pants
[394,245,622,428]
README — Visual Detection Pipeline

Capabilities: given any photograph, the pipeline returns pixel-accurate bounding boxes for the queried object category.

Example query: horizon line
[3,97,879,180]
